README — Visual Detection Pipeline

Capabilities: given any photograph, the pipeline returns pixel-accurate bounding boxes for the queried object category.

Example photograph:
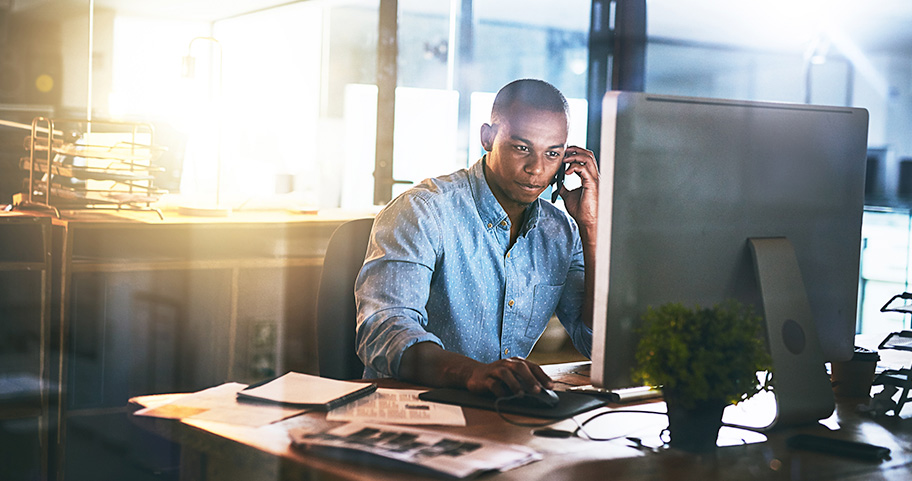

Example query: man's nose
[524,154,547,175]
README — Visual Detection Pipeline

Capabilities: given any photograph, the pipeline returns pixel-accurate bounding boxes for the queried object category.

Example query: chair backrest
[316,217,374,380]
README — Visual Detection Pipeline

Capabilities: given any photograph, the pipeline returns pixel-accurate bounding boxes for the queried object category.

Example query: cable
[493,395,761,448]
[493,396,671,441]
[720,422,768,434]
[527,406,766,450]
[493,394,561,428]
[574,409,669,441]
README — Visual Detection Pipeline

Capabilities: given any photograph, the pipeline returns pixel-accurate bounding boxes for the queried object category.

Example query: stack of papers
[289,422,541,479]
[134,383,303,427]
[134,373,378,427]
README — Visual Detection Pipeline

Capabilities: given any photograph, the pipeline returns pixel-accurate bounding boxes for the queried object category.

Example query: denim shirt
[355,158,592,379]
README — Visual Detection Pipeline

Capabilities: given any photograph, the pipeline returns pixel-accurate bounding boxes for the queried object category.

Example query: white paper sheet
[326,388,466,426]
[238,372,374,406]
[134,382,305,427]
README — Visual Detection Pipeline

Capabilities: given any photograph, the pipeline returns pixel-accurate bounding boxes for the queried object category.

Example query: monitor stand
[748,237,835,430]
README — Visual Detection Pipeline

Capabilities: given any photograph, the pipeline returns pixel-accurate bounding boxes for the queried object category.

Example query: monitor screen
[590,92,869,391]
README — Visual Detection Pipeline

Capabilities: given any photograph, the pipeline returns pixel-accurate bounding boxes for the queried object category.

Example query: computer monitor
[590,92,868,427]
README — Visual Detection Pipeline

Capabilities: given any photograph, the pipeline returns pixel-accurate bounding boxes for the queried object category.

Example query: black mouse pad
[418,388,607,419]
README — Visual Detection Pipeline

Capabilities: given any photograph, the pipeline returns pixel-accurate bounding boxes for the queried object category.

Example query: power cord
[492,395,670,442]
[493,394,561,428]
[494,393,761,448]
[574,409,669,441]
[508,401,766,451]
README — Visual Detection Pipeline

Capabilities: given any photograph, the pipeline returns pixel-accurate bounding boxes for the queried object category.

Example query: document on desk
[326,388,466,426]
[236,372,377,410]
[289,422,541,479]
[134,382,305,427]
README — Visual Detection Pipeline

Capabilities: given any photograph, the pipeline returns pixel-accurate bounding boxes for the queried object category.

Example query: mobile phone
[550,162,566,203]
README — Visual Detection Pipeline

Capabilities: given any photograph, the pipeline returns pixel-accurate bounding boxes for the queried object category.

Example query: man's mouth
[518,182,544,192]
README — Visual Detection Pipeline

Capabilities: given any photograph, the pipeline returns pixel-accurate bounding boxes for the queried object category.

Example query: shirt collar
[469,156,542,234]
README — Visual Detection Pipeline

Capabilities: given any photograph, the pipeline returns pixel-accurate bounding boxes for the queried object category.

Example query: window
[105,0,912,332]
[644,0,912,334]
[109,0,590,210]
[390,0,591,202]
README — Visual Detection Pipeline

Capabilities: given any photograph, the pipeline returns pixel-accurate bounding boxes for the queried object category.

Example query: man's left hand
[558,146,599,234]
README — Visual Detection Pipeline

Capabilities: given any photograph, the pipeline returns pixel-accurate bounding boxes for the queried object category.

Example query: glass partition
[644,0,912,337]
[142,0,593,210]
[859,208,912,333]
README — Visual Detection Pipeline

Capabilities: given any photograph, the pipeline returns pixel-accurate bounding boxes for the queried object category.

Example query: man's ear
[480,123,495,152]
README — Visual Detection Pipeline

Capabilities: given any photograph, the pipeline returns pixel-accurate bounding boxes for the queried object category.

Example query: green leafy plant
[633,300,772,409]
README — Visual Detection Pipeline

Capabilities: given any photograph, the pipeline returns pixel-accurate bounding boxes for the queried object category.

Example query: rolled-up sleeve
[355,192,444,378]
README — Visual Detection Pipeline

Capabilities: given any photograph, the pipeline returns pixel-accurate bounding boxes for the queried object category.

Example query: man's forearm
[580,225,597,330]
[398,341,480,388]
[398,342,552,396]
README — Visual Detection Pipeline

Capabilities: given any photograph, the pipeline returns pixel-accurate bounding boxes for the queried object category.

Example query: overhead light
[805,34,830,65]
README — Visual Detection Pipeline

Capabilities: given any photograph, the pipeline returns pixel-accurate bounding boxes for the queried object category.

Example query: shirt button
[504,348,510,356]
[500,220,508,227]
[508,299,515,307]
[506,252,511,258]
[487,223,493,228]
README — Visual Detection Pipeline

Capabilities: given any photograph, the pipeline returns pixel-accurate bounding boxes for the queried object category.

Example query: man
[355,79,599,397]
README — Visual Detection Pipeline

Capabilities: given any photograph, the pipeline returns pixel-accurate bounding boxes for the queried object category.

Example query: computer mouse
[515,388,560,408]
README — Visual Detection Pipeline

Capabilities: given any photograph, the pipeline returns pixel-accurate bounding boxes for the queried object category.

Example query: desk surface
[130,363,912,481]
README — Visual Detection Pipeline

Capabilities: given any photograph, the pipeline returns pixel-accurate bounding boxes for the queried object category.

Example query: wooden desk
[2,209,370,479]
[130,363,912,481]
[53,209,363,385]
[52,209,358,477]
[0,214,53,481]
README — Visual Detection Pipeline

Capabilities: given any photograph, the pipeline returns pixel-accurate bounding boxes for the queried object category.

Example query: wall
[855,53,912,202]
[59,8,114,116]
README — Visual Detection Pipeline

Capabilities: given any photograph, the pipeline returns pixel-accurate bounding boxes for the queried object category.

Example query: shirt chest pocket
[523,284,564,339]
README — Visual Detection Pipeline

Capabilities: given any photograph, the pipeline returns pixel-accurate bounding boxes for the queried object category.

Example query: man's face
[481,103,569,209]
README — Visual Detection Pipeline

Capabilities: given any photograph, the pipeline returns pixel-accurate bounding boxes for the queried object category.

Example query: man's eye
[546,151,562,159]
[514,145,529,153]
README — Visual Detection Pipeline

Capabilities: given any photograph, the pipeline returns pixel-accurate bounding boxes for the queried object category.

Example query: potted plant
[633,300,772,453]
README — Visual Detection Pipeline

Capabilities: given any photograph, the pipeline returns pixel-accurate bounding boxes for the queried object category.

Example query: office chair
[316,217,374,380]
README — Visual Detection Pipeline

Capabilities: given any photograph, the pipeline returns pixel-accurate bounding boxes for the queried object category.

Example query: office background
[1,0,911,479]
[4,0,909,330]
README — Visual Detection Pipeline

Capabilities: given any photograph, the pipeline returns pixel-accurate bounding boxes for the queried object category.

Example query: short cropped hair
[491,79,569,124]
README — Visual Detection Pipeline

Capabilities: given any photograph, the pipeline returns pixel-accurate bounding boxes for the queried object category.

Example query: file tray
[879,330,912,352]
[881,292,912,315]
[873,330,912,416]
[418,388,607,419]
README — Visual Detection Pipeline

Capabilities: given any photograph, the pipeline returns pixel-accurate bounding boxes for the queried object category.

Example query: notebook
[236,372,377,411]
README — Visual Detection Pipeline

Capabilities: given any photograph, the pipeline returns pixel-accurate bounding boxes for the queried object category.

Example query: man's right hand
[399,342,553,397]
[465,357,553,397]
